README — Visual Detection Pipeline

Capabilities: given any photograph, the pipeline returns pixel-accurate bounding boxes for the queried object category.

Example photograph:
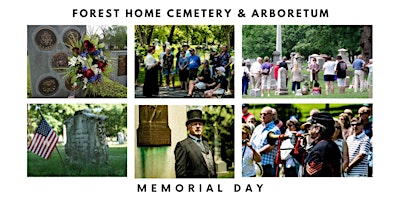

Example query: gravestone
[338,49,351,65]
[137,105,171,147]
[117,132,125,144]
[28,25,86,97]
[110,51,127,86]
[64,109,109,165]
[276,67,289,95]
[213,123,228,175]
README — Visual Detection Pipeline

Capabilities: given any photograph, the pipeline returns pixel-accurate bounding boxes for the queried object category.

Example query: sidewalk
[135,85,190,98]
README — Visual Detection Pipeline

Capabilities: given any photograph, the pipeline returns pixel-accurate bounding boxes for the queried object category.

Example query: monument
[338,48,351,65]
[63,109,109,165]
[28,25,86,97]
[276,67,289,95]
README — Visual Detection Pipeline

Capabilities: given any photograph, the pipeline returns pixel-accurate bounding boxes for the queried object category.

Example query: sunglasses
[358,112,368,115]
[351,123,362,127]
[260,112,272,116]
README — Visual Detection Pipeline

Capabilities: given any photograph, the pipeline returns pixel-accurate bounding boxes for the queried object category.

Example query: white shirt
[322,60,336,75]
[250,61,261,75]
[145,53,157,70]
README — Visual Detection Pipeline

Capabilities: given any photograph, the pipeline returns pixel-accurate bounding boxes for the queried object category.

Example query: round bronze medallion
[38,77,59,96]
[35,28,57,51]
[51,52,69,73]
[63,29,81,48]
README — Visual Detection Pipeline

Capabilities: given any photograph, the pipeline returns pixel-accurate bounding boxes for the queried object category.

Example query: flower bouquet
[64,34,113,97]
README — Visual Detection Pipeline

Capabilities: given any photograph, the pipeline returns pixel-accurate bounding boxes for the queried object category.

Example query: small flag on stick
[28,118,58,159]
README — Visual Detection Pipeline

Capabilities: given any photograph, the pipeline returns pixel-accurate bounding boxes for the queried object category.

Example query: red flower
[83,69,95,78]
[76,66,83,74]
[97,60,107,72]
[83,40,95,53]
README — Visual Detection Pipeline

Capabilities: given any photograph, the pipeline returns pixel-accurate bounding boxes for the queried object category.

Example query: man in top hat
[304,112,341,177]
[174,109,217,178]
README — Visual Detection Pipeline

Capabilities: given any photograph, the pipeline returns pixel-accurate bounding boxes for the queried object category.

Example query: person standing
[352,55,366,93]
[308,57,320,88]
[219,45,231,91]
[290,63,303,94]
[163,48,175,91]
[279,56,289,87]
[143,45,160,98]
[250,57,262,90]
[174,109,217,178]
[250,106,281,177]
[260,56,272,97]
[178,50,189,91]
[241,60,250,95]
[335,55,348,94]
[242,103,254,123]
[187,48,201,83]
[242,123,262,177]
[345,117,370,177]
[322,56,336,95]
[304,112,341,177]
[158,44,167,86]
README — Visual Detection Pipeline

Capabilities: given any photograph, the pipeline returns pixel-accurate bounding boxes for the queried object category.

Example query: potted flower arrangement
[64,34,113,97]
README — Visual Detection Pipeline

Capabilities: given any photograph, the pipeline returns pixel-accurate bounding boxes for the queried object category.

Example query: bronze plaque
[63,29,81,48]
[137,105,171,146]
[118,55,127,76]
[35,28,57,50]
[38,77,59,96]
[51,52,69,73]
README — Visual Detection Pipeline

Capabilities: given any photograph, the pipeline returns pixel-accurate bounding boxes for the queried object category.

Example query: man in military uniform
[304,112,341,177]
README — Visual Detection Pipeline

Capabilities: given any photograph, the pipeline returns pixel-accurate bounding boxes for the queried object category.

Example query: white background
[1,0,398,199]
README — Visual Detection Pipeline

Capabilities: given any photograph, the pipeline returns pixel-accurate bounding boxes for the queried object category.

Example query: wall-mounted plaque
[137,105,171,147]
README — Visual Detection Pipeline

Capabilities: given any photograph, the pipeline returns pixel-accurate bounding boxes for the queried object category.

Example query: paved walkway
[135,85,191,98]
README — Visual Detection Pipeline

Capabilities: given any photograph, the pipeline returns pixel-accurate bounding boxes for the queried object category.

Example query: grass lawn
[27,144,127,177]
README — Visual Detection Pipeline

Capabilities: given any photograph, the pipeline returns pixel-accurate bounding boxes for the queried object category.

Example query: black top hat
[186,109,205,126]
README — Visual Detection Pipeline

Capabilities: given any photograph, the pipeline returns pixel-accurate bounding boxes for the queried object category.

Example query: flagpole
[38,109,67,168]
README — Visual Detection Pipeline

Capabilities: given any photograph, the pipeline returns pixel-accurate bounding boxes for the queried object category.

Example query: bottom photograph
[241,103,373,177]
[135,105,234,178]
[27,104,127,177]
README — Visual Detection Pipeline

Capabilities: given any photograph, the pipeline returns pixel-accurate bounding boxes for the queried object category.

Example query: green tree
[102,25,127,50]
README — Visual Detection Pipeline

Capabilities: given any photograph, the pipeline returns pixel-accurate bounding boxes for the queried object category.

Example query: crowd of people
[241,104,373,177]
[242,54,373,97]
[140,43,234,98]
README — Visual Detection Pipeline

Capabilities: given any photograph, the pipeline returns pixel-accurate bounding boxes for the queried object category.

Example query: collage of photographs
[26,24,372,179]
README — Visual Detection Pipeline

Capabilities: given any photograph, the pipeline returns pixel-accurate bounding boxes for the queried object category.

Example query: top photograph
[241,25,372,99]
[27,25,127,98]
[135,25,234,98]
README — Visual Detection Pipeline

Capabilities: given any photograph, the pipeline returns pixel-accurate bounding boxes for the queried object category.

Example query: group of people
[241,104,373,177]
[142,43,234,98]
[242,54,373,97]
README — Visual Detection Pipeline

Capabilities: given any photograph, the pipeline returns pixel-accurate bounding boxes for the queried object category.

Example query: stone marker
[64,109,109,165]
[28,25,86,97]
[276,67,289,95]
[137,105,171,147]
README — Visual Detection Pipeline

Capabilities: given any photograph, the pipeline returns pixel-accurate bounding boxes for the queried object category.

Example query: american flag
[28,118,58,159]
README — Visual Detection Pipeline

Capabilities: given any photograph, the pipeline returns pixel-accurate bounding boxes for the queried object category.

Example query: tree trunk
[168,25,176,44]
[360,25,373,61]
[146,26,154,45]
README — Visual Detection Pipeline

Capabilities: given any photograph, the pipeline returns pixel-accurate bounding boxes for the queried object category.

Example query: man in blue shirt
[352,55,366,93]
[250,106,281,177]
[188,48,201,81]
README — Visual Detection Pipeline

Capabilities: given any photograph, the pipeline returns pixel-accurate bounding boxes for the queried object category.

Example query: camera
[242,139,249,144]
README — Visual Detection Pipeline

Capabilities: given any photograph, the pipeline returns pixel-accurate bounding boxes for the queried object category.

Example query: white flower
[68,56,77,66]
[76,73,83,78]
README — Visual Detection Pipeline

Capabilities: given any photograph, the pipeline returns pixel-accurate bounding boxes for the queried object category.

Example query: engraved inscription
[51,52,69,73]
[63,29,81,48]
[35,28,57,50]
[38,77,59,96]
[137,105,171,146]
